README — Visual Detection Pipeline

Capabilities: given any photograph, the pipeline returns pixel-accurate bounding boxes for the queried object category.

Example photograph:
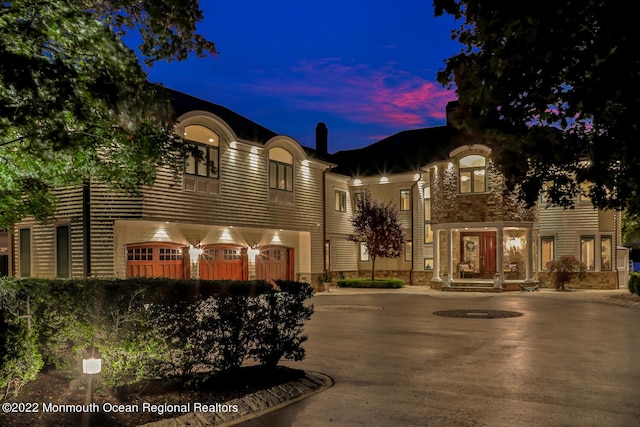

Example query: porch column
[446,227,453,279]
[432,228,441,281]
[496,227,504,280]
[525,227,534,282]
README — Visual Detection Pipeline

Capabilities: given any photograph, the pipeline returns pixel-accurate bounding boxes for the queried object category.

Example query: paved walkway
[141,286,640,426]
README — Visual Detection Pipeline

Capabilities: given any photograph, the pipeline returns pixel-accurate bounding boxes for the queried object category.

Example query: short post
[493,273,502,289]
[82,345,101,427]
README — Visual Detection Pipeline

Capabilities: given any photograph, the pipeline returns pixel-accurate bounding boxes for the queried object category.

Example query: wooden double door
[460,232,496,278]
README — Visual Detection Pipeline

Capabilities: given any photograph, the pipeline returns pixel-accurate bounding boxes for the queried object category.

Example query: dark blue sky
[143,1,461,153]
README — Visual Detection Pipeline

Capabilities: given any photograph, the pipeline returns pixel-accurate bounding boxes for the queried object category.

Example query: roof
[166,88,278,144]
[329,126,456,177]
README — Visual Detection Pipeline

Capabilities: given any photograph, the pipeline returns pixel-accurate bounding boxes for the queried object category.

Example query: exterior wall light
[247,246,260,261]
[188,244,203,265]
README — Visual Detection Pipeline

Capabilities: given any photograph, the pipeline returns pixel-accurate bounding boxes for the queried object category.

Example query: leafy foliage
[0,277,314,395]
[0,1,216,229]
[348,190,406,280]
[548,255,587,291]
[629,272,640,295]
[435,0,640,212]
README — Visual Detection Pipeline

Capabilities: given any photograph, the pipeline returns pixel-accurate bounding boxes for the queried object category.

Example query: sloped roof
[166,88,278,144]
[329,126,456,177]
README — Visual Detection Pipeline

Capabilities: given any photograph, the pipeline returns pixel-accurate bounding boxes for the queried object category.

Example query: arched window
[184,125,219,178]
[269,147,293,191]
[459,155,486,193]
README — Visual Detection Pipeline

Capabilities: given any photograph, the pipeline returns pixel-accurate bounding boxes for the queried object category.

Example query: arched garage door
[126,243,187,279]
[199,245,246,280]
[256,246,294,282]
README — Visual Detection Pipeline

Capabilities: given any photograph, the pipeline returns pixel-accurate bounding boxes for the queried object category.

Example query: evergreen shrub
[336,278,405,288]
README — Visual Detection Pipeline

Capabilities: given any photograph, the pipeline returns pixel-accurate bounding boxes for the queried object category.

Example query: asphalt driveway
[238,288,640,426]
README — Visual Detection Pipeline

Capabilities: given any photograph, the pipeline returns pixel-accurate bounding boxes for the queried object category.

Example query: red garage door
[256,246,294,283]
[126,243,188,279]
[199,245,246,280]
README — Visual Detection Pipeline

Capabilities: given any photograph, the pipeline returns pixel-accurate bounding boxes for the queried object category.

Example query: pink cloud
[246,58,455,128]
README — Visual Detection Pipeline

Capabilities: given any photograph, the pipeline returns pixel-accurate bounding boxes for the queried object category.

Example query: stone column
[525,227,535,282]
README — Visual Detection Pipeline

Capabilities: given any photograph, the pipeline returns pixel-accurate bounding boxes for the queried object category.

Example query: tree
[0,0,217,229]
[435,1,640,213]
[348,190,406,280]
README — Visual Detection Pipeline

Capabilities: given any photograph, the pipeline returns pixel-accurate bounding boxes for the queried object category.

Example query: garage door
[256,246,293,282]
[126,243,187,279]
[199,245,246,280]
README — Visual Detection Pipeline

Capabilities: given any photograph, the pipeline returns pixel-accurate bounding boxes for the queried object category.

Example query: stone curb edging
[139,371,333,427]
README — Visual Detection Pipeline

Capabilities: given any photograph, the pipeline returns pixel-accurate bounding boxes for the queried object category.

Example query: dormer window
[184,125,219,179]
[459,155,486,194]
[269,147,293,191]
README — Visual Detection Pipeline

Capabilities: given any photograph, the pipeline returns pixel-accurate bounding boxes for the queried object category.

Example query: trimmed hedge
[0,277,313,399]
[629,272,640,295]
[336,278,405,288]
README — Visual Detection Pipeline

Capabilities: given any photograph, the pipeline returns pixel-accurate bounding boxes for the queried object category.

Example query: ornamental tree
[435,0,640,214]
[348,190,406,280]
[0,0,217,229]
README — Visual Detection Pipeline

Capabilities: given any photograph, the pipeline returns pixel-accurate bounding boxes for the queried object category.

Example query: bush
[629,272,640,295]
[0,277,314,395]
[336,278,405,288]
[548,255,587,291]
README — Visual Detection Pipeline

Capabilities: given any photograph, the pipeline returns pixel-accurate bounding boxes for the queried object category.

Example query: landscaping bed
[0,365,304,427]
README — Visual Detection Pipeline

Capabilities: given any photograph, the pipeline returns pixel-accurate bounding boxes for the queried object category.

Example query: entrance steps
[442,280,502,293]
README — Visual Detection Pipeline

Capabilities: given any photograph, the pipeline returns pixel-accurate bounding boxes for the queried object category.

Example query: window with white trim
[580,236,595,271]
[335,190,347,212]
[540,236,554,271]
[184,125,219,178]
[601,236,612,271]
[269,147,293,191]
[424,186,432,243]
[56,225,70,278]
[400,189,411,211]
[459,155,486,193]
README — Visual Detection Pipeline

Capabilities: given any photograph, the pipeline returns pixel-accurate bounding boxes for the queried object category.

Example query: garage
[256,246,294,282]
[199,245,246,280]
[126,242,187,279]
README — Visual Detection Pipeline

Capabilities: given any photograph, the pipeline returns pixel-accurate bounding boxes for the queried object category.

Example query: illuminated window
[400,189,411,211]
[459,155,486,193]
[359,242,370,262]
[404,241,412,262]
[269,147,293,191]
[541,237,554,270]
[580,236,595,271]
[335,190,347,212]
[183,125,219,178]
[424,186,432,243]
[601,236,612,271]
[579,181,592,203]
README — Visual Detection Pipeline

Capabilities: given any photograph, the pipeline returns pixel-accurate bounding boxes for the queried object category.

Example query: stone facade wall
[536,272,618,290]
[431,158,536,225]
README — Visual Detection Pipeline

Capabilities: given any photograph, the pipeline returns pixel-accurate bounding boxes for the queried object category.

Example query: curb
[139,371,333,427]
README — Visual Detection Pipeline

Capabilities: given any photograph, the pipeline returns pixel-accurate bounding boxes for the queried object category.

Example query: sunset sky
[140,1,461,153]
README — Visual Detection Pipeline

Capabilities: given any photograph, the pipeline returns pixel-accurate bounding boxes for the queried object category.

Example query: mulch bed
[1,366,304,427]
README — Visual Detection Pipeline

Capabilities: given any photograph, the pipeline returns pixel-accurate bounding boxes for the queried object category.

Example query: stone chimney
[315,122,328,155]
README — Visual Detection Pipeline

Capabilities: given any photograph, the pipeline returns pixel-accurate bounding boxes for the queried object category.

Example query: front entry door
[461,232,496,278]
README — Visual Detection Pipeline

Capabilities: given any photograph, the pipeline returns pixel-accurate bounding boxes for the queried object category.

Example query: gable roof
[329,126,455,177]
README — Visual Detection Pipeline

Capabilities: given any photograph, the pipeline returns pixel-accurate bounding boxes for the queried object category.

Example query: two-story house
[7,89,332,285]
[3,92,624,290]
